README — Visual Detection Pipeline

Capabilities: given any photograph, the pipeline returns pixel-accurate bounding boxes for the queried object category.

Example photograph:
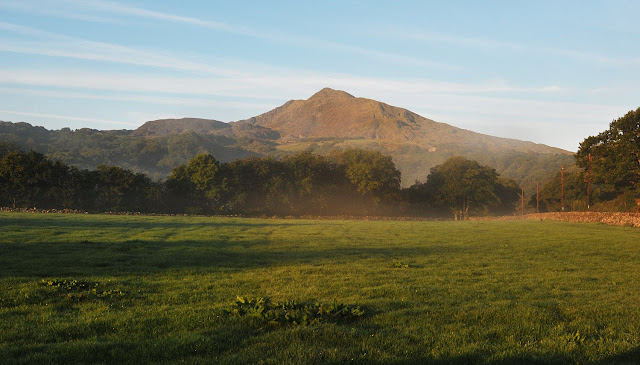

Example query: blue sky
[1,0,638,151]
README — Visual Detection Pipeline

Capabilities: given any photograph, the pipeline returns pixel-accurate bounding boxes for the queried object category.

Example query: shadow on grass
[592,345,640,364]
[358,345,640,365]
[0,238,459,278]
[344,347,640,364]
[3,320,261,365]
[356,353,564,365]
[9,344,638,365]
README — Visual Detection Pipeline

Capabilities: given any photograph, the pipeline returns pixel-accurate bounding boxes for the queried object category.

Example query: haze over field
[1,1,639,151]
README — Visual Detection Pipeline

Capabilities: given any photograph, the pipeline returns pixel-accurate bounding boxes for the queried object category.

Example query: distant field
[1,213,639,364]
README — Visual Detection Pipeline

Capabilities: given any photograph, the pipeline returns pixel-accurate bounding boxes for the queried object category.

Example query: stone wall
[473,212,640,227]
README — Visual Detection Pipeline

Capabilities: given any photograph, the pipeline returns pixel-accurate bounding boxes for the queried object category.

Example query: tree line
[0,143,521,218]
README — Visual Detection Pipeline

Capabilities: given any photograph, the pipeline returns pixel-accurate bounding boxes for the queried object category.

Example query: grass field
[1,213,640,364]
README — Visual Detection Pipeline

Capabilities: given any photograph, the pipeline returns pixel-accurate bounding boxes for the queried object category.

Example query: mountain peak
[309,87,354,100]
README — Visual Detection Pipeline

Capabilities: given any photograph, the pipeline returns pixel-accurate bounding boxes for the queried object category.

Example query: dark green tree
[422,156,507,220]
[0,150,71,209]
[166,153,222,214]
[185,153,221,199]
[92,165,161,212]
[576,107,640,194]
[338,149,401,205]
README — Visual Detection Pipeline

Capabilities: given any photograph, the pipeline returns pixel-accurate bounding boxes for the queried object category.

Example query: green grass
[1,212,639,364]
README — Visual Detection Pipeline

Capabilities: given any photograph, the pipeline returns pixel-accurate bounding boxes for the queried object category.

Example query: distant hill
[0,88,574,190]
[132,118,230,137]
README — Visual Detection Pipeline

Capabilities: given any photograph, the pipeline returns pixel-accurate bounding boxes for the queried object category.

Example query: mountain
[0,88,574,190]
[236,87,565,154]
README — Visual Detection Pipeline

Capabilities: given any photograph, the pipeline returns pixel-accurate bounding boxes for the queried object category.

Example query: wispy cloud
[0,109,137,126]
[382,28,640,67]
[0,2,458,71]
[0,0,118,23]
[0,86,276,110]
[59,0,236,31]
[0,21,69,39]
[0,67,568,102]
[0,22,250,77]
[1,21,454,80]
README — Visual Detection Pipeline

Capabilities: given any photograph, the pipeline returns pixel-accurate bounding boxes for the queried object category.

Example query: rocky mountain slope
[234,87,565,154]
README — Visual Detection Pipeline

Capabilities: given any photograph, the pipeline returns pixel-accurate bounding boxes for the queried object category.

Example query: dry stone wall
[473,212,640,227]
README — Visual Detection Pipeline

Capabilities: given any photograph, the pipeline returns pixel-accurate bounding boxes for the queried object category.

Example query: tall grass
[1,212,639,364]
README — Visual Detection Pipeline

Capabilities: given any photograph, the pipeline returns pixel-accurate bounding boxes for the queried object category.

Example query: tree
[421,156,507,220]
[0,150,71,209]
[576,107,640,193]
[92,165,160,212]
[166,153,222,213]
[337,149,401,205]
[184,153,221,200]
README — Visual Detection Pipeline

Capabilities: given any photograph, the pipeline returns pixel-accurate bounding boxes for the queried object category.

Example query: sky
[0,1,639,152]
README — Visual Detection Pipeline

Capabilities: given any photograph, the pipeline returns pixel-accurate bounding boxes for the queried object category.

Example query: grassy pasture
[1,213,639,364]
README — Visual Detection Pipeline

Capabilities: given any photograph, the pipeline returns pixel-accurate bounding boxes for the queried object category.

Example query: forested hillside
[0,121,259,180]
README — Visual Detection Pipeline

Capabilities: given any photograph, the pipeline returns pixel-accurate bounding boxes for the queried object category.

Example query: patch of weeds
[225,296,364,326]
[389,261,410,269]
[40,279,98,291]
[38,279,126,302]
